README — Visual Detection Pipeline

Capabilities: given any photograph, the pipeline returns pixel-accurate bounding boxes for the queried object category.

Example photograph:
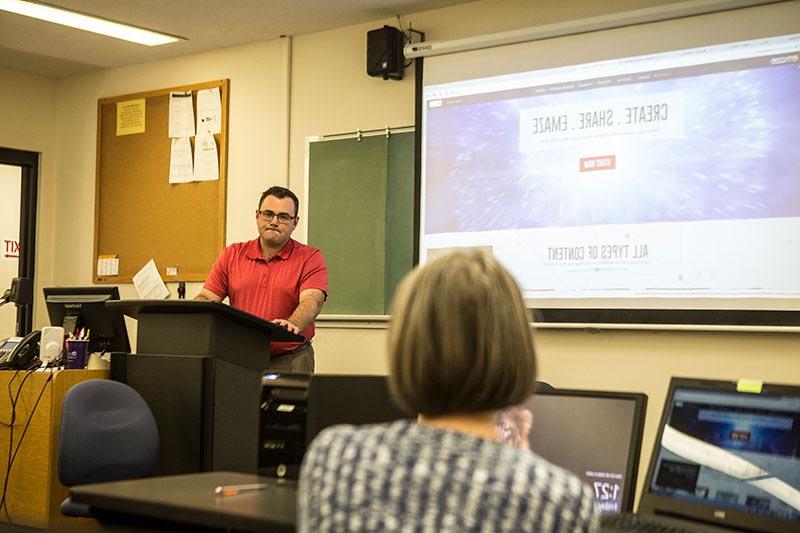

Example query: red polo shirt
[204,238,328,356]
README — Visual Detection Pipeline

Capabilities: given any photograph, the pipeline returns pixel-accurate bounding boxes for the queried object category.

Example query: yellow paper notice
[736,378,763,394]
[116,99,146,135]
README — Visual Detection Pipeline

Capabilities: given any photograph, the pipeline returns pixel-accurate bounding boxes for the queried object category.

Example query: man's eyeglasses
[257,209,296,224]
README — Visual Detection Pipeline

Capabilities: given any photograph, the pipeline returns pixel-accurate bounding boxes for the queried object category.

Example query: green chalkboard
[307,132,415,315]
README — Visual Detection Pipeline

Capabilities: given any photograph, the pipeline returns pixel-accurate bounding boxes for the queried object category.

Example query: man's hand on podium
[271,318,300,334]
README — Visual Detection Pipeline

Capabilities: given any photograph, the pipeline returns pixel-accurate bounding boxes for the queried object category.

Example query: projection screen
[416,1,800,323]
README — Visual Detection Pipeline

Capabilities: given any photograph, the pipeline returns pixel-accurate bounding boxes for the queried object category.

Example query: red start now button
[579,155,616,172]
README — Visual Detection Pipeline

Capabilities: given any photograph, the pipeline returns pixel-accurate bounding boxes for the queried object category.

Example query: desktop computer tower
[259,373,311,479]
[258,373,408,479]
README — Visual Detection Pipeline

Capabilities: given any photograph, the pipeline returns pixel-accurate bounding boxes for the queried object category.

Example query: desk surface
[70,471,296,532]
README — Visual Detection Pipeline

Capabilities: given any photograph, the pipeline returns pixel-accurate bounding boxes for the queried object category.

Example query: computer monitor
[43,286,130,353]
[498,388,647,514]
[305,375,409,445]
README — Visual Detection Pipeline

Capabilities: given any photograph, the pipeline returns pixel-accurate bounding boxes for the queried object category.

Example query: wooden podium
[0,368,108,529]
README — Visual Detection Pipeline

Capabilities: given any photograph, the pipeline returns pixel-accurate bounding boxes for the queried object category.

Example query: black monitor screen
[498,389,647,514]
[305,375,408,445]
[43,286,130,353]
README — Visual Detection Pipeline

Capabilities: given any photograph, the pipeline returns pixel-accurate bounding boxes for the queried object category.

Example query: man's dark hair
[259,186,299,217]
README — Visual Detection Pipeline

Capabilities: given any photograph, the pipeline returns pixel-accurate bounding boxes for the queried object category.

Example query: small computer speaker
[40,326,64,364]
[367,25,405,80]
[8,277,33,306]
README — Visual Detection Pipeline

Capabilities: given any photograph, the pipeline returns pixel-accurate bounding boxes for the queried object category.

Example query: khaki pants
[266,342,315,374]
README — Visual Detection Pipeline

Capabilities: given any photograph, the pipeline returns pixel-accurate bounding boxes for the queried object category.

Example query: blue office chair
[58,379,159,517]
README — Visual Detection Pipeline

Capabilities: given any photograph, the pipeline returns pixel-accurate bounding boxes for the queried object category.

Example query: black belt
[273,341,310,358]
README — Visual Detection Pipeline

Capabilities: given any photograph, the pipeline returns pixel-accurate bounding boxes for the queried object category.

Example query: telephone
[0,330,41,369]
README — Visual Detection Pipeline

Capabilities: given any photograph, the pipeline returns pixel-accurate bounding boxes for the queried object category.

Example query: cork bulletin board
[93,79,229,283]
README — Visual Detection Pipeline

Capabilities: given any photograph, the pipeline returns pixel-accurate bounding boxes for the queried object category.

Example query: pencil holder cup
[65,339,90,369]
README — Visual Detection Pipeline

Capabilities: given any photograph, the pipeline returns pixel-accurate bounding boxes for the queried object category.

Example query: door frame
[0,147,39,335]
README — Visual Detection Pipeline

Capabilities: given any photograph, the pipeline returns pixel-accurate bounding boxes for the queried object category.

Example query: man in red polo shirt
[196,186,328,373]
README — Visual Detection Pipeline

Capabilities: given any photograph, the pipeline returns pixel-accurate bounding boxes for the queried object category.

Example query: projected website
[420,34,800,304]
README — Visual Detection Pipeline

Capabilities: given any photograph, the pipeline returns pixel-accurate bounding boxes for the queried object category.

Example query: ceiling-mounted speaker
[367,25,404,80]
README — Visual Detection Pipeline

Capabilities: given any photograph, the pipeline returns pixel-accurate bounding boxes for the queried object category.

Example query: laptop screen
[645,379,800,528]
[498,389,647,514]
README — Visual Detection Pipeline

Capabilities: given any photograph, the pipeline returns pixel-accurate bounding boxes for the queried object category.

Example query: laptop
[499,388,647,514]
[602,377,800,533]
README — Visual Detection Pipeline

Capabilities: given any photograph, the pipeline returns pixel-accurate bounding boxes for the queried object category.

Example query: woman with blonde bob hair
[299,251,599,532]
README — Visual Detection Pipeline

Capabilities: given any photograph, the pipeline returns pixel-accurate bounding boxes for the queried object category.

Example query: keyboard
[601,513,699,533]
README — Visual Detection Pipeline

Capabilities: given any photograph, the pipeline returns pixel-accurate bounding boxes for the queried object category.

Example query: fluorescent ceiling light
[0,0,181,46]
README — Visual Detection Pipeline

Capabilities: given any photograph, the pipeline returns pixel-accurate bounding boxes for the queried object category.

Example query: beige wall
[0,66,56,327]
[4,0,799,503]
[0,66,55,157]
[50,39,289,289]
